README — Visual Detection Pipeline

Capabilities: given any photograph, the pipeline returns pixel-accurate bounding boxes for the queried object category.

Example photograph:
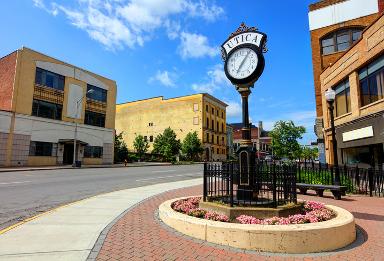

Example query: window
[222,136,225,145]
[148,122,153,126]
[334,79,351,117]
[217,148,219,154]
[212,108,214,114]
[84,146,103,158]
[150,136,153,142]
[359,55,384,107]
[193,103,199,111]
[206,105,208,112]
[32,99,62,120]
[29,141,54,156]
[212,120,214,130]
[216,136,219,144]
[35,68,65,91]
[84,111,105,127]
[87,85,107,102]
[321,28,363,55]
[144,136,147,141]
[206,118,209,128]
[217,122,219,131]
[211,134,214,144]
[193,116,199,125]
[206,133,209,142]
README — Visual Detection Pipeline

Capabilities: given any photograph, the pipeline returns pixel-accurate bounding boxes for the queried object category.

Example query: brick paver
[96,186,384,261]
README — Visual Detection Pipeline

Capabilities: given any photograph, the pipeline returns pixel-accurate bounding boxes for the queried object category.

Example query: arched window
[321,27,363,55]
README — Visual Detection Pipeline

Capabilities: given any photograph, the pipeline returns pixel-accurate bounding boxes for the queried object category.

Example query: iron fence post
[230,162,234,207]
[368,167,374,197]
[203,162,207,202]
[272,164,277,208]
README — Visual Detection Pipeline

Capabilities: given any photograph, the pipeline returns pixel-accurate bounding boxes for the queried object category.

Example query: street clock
[221,23,267,87]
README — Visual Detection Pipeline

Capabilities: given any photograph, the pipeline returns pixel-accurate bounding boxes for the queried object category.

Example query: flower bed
[171,197,334,225]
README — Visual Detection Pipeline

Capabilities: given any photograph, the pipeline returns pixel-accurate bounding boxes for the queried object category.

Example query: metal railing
[203,162,297,208]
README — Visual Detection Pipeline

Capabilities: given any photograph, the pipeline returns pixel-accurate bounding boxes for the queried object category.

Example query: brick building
[229,121,271,159]
[320,13,384,167]
[308,0,384,163]
[0,47,116,166]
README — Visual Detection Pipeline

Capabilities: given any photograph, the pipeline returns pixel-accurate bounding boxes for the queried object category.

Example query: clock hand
[237,50,251,73]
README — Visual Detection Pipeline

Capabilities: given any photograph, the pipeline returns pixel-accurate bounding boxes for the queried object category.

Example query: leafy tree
[300,147,319,162]
[270,120,306,160]
[153,127,181,162]
[114,132,128,163]
[182,131,204,161]
[133,135,149,160]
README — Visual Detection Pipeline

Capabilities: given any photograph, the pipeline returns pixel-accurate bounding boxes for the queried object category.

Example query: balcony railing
[33,84,64,104]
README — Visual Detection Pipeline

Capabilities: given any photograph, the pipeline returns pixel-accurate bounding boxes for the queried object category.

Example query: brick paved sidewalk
[96,186,384,261]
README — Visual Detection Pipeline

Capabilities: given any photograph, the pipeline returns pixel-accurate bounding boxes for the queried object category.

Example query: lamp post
[73,89,94,167]
[325,88,341,186]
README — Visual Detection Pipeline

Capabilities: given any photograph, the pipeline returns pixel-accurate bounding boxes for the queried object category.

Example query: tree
[114,132,128,163]
[153,127,181,162]
[133,135,149,160]
[270,120,306,160]
[182,132,204,161]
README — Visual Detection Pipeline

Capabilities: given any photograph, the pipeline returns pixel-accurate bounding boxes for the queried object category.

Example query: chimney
[258,121,263,132]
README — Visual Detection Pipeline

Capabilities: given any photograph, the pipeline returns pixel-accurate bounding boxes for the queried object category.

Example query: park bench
[296,183,347,200]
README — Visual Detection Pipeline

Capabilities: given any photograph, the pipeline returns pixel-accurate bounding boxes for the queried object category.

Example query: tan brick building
[308,0,384,163]
[320,14,384,166]
[115,94,227,161]
[0,47,117,166]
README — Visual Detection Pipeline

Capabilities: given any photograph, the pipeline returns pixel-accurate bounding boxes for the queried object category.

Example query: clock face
[227,47,258,80]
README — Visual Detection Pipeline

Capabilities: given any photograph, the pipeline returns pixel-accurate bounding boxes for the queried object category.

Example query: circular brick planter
[159,197,356,254]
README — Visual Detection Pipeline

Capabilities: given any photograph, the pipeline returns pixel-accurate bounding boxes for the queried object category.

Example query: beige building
[116,94,227,161]
[0,47,117,166]
[320,14,384,166]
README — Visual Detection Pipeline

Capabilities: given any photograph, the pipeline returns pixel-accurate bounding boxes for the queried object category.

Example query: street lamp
[325,88,340,185]
[73,89,94,167]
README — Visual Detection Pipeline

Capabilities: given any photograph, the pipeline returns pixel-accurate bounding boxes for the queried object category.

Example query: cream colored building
[0,47,117,166]
[320,14,384,167]
[116,94,227,161]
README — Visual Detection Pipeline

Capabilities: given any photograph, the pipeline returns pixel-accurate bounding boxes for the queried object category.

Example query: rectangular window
[84,111,105,127]
[216,136,219,144]
[87,85,107,102]
[359,55,384,107]
[149,136,153,142]
[212,134,214,144]
[29,141,53,156]
[321,36,335,55]
[32,99,62,120]
[193,103,199,111]
[334,79,350,117]
[35,67,65,91]
[84,146,103,158]
[193,116,199,125]
[206,118,209,128]
[206,105,208,112]
[144,136,147,142]
[206,133,209,143]
[212,120,214,130]
[211,108,214,114]
[148,122,153,126]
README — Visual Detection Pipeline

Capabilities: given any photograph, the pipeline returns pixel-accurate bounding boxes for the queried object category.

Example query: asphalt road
[0,164,203,230]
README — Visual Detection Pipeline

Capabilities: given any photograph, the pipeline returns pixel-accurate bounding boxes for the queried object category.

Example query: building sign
[221,23,267,87]
[342,126,374,142]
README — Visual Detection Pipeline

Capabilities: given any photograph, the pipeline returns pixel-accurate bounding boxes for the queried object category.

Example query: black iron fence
[203,162,297,207]
[297,161,384,197]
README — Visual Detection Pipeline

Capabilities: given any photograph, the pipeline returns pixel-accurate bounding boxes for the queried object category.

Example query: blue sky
[0,0,317,144]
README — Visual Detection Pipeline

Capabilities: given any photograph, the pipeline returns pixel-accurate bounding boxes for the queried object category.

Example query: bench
[296,183,347,200]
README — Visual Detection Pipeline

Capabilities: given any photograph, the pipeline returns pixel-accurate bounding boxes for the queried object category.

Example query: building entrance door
[63,144,74,165]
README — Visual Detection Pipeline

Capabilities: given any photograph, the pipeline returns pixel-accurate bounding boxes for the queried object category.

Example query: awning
[58,139,88,146]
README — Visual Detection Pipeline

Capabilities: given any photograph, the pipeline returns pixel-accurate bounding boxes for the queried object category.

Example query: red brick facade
[0,51,17,111]
[379,0,384,12]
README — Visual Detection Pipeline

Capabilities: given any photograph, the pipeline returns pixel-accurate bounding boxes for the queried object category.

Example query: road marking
[136,172,202,182]
[152,170,177,173]
[0,181,31,185]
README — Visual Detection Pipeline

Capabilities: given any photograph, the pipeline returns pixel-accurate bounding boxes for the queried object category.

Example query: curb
[0,162,203,173]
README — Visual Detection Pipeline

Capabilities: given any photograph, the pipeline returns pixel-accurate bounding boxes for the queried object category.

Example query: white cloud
[33,0,224,51]
[191,64,231,94]
[178,32,218,59]
[225,101,241,118]
[148,70,177,87]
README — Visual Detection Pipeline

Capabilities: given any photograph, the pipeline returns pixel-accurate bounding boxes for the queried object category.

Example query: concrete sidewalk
[0,162,177,173]
[0,178,202,261]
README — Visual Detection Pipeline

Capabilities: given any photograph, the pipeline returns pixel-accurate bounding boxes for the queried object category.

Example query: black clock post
[221,23,267,202]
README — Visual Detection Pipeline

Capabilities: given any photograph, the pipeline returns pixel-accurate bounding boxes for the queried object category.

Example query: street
[0,164,203,230]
